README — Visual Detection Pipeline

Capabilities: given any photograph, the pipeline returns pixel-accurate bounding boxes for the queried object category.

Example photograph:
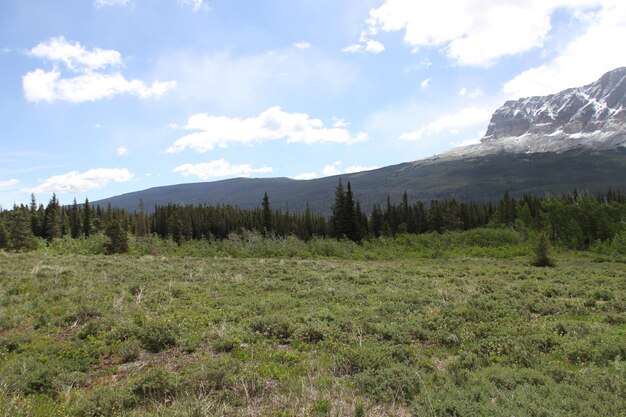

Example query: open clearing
[1,251,625,416]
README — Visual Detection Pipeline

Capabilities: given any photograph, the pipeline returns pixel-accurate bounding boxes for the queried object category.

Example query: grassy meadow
[1,231,625,416]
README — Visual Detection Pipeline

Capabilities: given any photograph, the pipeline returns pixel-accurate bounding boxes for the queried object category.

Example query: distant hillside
[95,68,626,213]
[94,148,626,213]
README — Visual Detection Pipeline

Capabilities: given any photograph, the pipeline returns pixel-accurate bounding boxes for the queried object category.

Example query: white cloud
[94,123,102,129]
[166,106,367,153]
[363,0,603,66]
[365,40,385,54]
[30,168,133,194]
[400,107,492,141]
[28,36,121,72]
[503,1,626,98]
[420,78,430,89]
[322,161,342,176]
[343,37,384,55]
[117,147,129,156]
[94,0,130,8]
[178,0,210,12]
[23,37,176,103]
[173,159,272,179]
[332,117,350,128]
[0,179,19,189]
[459,87,483,98]
[342,44,363,54]
[293,41,312,49]
[293,172,318,180]
[319,161,378,177]
[344,165,379,174]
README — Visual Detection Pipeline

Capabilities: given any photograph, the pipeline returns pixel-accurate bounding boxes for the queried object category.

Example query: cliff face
[484,67,626,141]
[441,67,626,160]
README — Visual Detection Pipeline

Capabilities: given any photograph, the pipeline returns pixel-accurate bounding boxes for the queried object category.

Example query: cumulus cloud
[30,168,133,193]
[166,106,367,153]
[23,37,176,103]
[400,107,492,141]
[362,0,603,66]
[503,1,626,98]
[420,78,430,89]
[459,87,483,98]
[117,147,129,156]
[0,179,19,189]
[94,0,130,8]
[293,41,312,49]
[293,162,378,180]
[178,0,210,12]
[173,159,272,179]
[293,172,318,180]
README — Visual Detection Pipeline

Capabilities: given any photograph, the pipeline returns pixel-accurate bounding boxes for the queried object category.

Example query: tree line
[1,182,625,252]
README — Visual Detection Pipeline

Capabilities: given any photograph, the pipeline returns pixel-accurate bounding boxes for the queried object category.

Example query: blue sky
[1,0,625,208]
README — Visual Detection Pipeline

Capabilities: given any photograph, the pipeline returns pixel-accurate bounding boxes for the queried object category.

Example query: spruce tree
[262,192,272,236]
[7,207,37,251]
[70,198,81,238]
[83,198,92,237]
[105,220,129,254]
[0,220,8,249]
[43,193,62,241]
[331,179,346,239]
[533,232,555,267]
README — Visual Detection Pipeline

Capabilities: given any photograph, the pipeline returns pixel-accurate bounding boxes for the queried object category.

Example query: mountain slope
[95,148,626,213]
[94,68,626,213]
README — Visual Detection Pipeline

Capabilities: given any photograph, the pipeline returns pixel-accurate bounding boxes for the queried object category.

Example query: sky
[1,0,626,209]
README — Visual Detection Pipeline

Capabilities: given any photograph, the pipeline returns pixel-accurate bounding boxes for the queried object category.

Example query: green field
[1,235,625,416]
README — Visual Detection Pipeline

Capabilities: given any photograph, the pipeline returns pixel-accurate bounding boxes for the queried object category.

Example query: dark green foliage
[43,194,62,241]
[105,220,129,254]
[354,365,421,403]
[130,367,177,401]
[0,220,8,249]
[533,233,555,267]
[262,192,272,236]
[6,206,37,251]
[139,321,177,353]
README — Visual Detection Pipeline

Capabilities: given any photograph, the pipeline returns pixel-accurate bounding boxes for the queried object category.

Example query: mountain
[442,67,626,159]
[94,68,626,213]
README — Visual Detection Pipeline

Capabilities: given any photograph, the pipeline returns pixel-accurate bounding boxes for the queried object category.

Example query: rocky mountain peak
[483,67,626,141]
[438,67,626,161]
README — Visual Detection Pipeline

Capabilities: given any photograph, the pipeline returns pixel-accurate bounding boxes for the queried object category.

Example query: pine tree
[0,220,8,249]
[331,179,347,239]
[7,206,37,251]
[70,198,81,238]
[135,199,148,237]
[43,193,62,241]
[83,198,92,237]
[30,194,42,237]
[533,232,555,267]
[262,192,272,236]
[105,220,129,254]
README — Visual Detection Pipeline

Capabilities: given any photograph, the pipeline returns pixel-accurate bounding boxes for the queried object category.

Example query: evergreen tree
[70,198,81,238]
[533,232,555,267]
[331,179,347,239]
[262,192,272,236]
[29,194,42,237]
[135,199,149,237]
[0,220,8,249]
[7,206,37,251]
[105,220,129,254]
[43,193,62,241]
[83,198,92,237]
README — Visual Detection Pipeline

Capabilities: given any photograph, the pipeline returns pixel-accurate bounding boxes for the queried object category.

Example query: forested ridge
[1,181,625,252]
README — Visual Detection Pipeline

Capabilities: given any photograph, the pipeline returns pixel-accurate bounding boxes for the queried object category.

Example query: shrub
[250,315,294,343]
[354,365,420,403]
[139,321,177,353]
[131,366,177,402]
